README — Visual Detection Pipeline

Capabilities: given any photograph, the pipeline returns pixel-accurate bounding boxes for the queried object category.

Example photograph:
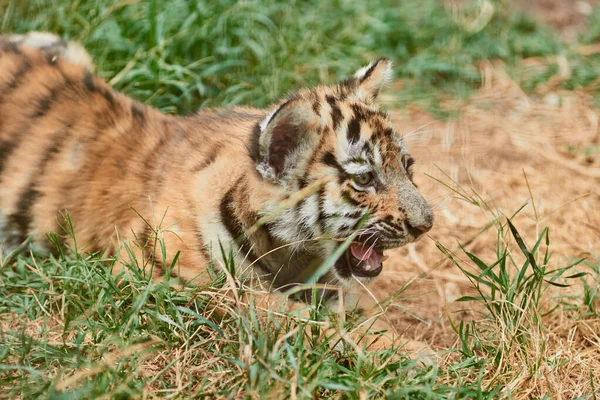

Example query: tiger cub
[0,33,433,307]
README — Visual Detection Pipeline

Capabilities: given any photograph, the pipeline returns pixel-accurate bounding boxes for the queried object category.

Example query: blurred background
[4,0,600,117]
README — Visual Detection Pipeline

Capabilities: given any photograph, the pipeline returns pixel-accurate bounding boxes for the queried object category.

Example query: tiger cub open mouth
[342,243,386,278]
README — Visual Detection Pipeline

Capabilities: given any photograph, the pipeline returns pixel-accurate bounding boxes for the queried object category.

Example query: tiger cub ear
[256,99,323,184]
[348,57,393,102]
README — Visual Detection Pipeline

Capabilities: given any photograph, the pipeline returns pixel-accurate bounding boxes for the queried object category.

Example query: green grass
[4,0,600,116]
[0,237,486,398]
[1,200,595,397]
[1,0,600,398]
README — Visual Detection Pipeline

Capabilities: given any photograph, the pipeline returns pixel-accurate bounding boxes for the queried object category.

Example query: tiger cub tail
[0,31,94,71]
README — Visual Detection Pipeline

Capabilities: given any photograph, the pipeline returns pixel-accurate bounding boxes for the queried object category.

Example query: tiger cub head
[253,58,433,286]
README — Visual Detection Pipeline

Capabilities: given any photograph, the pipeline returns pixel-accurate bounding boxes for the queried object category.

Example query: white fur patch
[259,107,279,132]
[255,162,278,183]
[351,59,394,102]
[353,59,393,84]
[343,162,370,175]
[353,61,377,80]
[298,194,320,235]
[10,32,59,48]
[7,32,94,71]
[372,146,383,169]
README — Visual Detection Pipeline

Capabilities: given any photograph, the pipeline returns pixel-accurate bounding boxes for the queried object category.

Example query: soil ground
[515,0,600,40]
[447,0,600,40]
[367,1,600,396]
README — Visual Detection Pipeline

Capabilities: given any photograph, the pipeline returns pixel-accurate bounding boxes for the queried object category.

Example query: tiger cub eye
[352,172,373,186]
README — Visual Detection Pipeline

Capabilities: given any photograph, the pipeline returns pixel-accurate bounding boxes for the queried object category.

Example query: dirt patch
[446,0,599,41]
[366,62,600,396]
[515,0,598,40]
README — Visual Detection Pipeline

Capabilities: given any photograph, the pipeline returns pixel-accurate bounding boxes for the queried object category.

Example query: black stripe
[31,84,62,118]
[358,58,386,83]
[379,222,401,236]
[0,57,32,105]
[84,69,117,110]
[317,188,328,234]
[338,221,362,234]
[349,217,364,232]
[220,183,247,243]
[248,123,261,162]
[350,104,386,122]
[134,224,151,249]
[191,143,222,172]
[1,41,21,54]
[131,103,147,127]
[264,98,293,128]
[7,186,39,245]
[321,152,346,179]
[383,216,404,232]
[326,95,342,129]
[341,190,361,207]
[194,230,211,261]
[0,70,62,180]
[101,88,116,109]
[350,104,366,123]
[321,152,337,168]
[296,134,326,192]
[339,77,357,88]
[0,141,19,179]
[404,155,415,173]
[363,141,374,161]
[347,118,361,144]
[45,50,59,66]
[154,258,165,278]
[297,176,308,189]
[83,69,96,91]
[297,196,309,214]
[6,123,72,244]
[219,181,268,268]
[310,91,320,115]
[343,210,364,219]
[39,126,71,170]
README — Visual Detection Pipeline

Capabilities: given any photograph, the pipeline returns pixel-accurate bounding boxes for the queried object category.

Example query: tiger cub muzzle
[337,211,433,279]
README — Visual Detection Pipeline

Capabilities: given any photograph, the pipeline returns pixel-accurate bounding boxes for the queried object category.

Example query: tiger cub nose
[405,221,432,237]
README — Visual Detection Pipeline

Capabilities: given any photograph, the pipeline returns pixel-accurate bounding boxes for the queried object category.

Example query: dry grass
[367,60,600,397]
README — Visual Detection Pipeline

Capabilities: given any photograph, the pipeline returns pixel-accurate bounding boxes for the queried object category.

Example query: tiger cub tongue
[350,244,382,270]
